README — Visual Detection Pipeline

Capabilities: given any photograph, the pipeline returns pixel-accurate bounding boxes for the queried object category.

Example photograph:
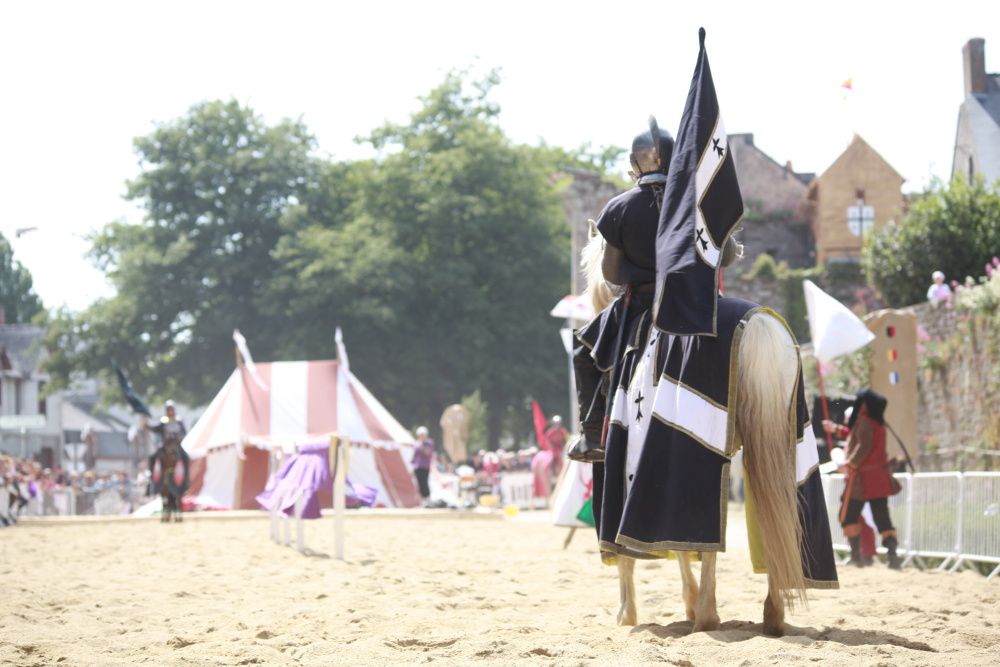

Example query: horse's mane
[581,221,622,313]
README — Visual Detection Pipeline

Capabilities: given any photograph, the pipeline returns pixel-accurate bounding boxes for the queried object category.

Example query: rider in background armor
[146,400,190,522]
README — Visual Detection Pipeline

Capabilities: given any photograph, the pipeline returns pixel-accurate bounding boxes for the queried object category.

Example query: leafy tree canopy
[44,100,318,400]
[269,71,571,441]
[0,234,43,324]
[863,177,1000,307]
[45,73,614,444]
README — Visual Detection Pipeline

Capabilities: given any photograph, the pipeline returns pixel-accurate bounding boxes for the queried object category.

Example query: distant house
[59,392,132,473]
[561,133,904,308]
[728,133,814,268]
[1,322,135,471]
[807,135,905,264]
[953,38,1000,184]
[0,323,61,464]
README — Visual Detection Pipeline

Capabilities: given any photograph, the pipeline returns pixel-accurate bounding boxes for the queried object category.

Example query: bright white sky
[1,0,997,312]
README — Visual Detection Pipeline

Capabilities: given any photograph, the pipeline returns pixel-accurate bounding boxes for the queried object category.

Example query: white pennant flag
[803,280,874,362]
[335,327,350,375]
[232,329,269,391]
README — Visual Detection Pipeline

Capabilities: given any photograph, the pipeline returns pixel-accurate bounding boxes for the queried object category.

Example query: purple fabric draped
[256,442,380,517]
[256,443,332,520]
[346,482,378,509]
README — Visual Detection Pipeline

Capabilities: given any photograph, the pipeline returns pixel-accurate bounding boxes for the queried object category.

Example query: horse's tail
[581,221,620,313]
[736,312,806,607]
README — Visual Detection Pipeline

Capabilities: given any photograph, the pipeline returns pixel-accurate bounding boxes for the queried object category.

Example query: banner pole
[815,358,835,458]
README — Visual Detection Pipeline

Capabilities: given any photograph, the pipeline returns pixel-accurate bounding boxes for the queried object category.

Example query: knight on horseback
[571,108,838,636]
[147,400,191,523]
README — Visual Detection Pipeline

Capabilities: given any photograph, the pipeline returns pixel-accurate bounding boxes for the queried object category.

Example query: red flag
[531,400,548,450]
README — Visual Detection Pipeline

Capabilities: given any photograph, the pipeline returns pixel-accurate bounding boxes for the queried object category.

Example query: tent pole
[332,435,346,560]
[815,359,836,457]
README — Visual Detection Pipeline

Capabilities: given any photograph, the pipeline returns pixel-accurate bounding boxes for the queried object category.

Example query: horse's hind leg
[691,552,720,632]
[762,575,785,637]
[174,496,183,522]
[677,552,699,621]
[617,557,637,626]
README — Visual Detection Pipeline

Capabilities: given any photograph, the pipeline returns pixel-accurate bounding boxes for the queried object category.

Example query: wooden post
[295,490,305,553]
[332,435,346,560]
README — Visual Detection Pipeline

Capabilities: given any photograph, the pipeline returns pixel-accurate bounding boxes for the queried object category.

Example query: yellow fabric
[744,476,768,574]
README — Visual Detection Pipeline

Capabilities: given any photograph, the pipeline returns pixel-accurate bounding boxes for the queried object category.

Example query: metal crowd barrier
[822,471,1000,579]
[8,488,138,519]
[500,471,536,509]
[952,472,1000,578]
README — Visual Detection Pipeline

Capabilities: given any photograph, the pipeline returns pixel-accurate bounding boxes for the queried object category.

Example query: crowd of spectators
[1,454,150,525]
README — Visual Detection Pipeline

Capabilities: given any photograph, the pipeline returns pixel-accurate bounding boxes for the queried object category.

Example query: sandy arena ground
[1,508,998,666]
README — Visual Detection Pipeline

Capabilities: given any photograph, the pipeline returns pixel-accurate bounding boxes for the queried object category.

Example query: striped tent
[182,359,420,510]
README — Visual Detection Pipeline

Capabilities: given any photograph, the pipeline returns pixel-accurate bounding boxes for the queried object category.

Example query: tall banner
[655,28,744,336]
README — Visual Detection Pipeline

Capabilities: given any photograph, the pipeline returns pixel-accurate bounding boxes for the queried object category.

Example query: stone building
[807,134,905,265]
[559,132,905,299]
[952,37,1000,184]
[728,133,814,268]
[559,169,621,295]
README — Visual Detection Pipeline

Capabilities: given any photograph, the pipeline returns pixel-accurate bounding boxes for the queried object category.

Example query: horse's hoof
[762,621,785,637]
[692,616,720,633]
[617,607,637,626]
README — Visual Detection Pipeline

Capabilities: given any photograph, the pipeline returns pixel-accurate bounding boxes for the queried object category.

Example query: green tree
[863,177,1000,307]
[44,100,318,402]
[268,71,570,444]
[0,233,43,323]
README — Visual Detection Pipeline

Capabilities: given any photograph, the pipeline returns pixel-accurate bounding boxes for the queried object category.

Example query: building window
[38,381,47,416]
[847,193,875,237]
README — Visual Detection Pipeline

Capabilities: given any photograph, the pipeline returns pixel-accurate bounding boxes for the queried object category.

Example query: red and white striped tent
[182,359,421,510]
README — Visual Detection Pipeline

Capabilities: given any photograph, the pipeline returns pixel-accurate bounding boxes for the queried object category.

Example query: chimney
[963,38,987,96]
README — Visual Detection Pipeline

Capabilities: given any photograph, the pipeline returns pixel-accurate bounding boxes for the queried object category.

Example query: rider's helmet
[629,116,674,184]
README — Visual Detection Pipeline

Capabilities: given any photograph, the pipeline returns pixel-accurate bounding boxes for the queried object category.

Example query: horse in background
[149,430,190,523]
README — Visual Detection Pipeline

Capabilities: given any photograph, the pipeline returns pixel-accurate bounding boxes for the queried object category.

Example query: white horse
[580,225,806,637]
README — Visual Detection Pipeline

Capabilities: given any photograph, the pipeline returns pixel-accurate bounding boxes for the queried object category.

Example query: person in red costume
[543,416,568,476]
[824,389,903,569]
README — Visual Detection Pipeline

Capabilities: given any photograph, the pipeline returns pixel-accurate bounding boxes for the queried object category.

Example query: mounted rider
[147,400,190,522]
[571,113,838,592]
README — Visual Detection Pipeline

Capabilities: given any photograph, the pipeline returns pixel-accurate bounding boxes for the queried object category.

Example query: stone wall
[559,169,622,295]
[911,301,999,470]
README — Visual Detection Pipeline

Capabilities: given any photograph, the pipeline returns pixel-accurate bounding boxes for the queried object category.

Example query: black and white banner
[655,28,744,336]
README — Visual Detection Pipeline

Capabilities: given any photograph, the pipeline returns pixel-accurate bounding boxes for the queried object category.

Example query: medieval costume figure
[572,34,838,633]
[148,400,190,522]
[823,389,903,569]
[544,416,568,476]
